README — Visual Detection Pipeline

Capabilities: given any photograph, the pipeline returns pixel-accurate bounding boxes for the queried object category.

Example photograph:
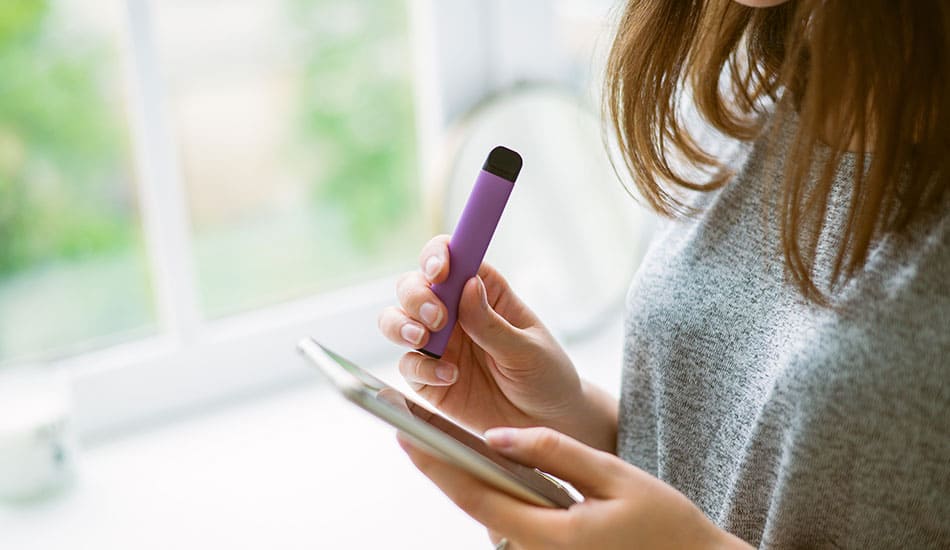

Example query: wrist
[548,379,618,453]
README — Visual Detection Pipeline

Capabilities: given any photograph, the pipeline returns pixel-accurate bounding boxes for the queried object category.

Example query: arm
[548,379,618,454]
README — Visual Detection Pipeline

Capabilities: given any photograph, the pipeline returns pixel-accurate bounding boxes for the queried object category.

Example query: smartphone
[297,338,579,509]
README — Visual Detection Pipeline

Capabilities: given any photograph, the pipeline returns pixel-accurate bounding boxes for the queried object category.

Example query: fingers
[395,271,447,331]
[475,263,542,330]
[397,351,458,389]
[412,236,541,331]
[484,427,621,498]
[457,276,538,365]
[397,432,564,544]
[418,235,450,283]
[378,306,429,348]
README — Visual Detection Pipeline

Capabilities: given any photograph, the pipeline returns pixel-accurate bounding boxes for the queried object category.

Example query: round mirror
[429,86,654,339]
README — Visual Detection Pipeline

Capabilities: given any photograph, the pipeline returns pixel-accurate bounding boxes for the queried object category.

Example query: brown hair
[604,0,950,302]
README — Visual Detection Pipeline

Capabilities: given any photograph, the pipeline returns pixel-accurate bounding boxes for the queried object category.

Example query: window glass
[0,0,154,365]
[152,0,421,317]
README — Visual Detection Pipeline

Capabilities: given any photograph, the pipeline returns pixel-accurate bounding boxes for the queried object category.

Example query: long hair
[604,0,950,302]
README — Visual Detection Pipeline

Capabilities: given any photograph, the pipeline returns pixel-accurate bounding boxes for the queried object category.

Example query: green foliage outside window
[0,0,421,361]
[288,0,419,250]
[0,0,133,277]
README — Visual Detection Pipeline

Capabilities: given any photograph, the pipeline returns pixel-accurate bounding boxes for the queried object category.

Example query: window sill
[0,317,622,549]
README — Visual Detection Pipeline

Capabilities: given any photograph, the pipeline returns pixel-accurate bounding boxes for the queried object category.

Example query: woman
[378,0,949,547]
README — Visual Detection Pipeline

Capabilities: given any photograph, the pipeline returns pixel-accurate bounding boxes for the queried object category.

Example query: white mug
[0,368,77,502]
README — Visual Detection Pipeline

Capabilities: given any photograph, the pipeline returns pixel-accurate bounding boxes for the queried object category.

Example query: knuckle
[410,355,426,379]
[397,354,414,377]
[379,307,404,337]
[398,353,425,381]
[601,453,628,480]
[480,262,504,284]
[405,284,430,306]
[584,446,622,479]
[533,428,562,456]
[397,275,430,306]
[395,271,413,294]
[420,235,449,259]
[478,263,511,296]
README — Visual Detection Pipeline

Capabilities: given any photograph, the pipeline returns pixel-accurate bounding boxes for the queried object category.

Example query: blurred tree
[287,0,418,249]
[0,0,132,276]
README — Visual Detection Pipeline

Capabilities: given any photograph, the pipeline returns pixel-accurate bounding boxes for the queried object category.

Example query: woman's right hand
[377,235,589,438]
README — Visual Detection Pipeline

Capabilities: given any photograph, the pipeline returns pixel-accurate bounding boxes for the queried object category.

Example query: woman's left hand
[397,426,752,550]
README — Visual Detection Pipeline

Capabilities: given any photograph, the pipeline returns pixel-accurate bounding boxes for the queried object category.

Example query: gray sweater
[617,121,949,548]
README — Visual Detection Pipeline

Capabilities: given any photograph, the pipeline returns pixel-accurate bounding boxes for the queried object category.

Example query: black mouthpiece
[482,146,522,182]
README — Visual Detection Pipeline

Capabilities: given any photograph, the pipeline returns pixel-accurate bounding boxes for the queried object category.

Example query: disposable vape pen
[419,146,522,359]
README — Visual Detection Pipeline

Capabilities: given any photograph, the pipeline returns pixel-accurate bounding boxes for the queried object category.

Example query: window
[2,0,622,440]
[151,0,422,317]
[0,0,153,363]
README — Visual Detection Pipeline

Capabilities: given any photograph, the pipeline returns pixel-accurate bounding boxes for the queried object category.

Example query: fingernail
[435,365,457,383]
[424,256,442,280]
[419,302,442,329]
[485,428,516,448]
[475,277,488,308]
[400,323,424,345]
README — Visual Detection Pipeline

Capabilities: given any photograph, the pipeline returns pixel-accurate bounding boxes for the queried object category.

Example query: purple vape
[419,146,522,358]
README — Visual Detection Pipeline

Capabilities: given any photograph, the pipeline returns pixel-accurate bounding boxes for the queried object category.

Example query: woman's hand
[378,235,616,451]
[397,427,753,550]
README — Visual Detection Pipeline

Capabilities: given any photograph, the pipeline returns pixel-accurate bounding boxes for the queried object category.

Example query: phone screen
[319,345,577,508]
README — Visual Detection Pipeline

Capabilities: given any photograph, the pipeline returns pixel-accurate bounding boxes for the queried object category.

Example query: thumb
[484,427,619,498]
[457,276,533,364]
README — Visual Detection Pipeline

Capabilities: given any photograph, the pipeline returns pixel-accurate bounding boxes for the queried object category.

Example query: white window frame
[58,0,572,442]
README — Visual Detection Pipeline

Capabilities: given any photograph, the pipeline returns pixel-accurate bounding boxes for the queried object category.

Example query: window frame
[54,0,581,442]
